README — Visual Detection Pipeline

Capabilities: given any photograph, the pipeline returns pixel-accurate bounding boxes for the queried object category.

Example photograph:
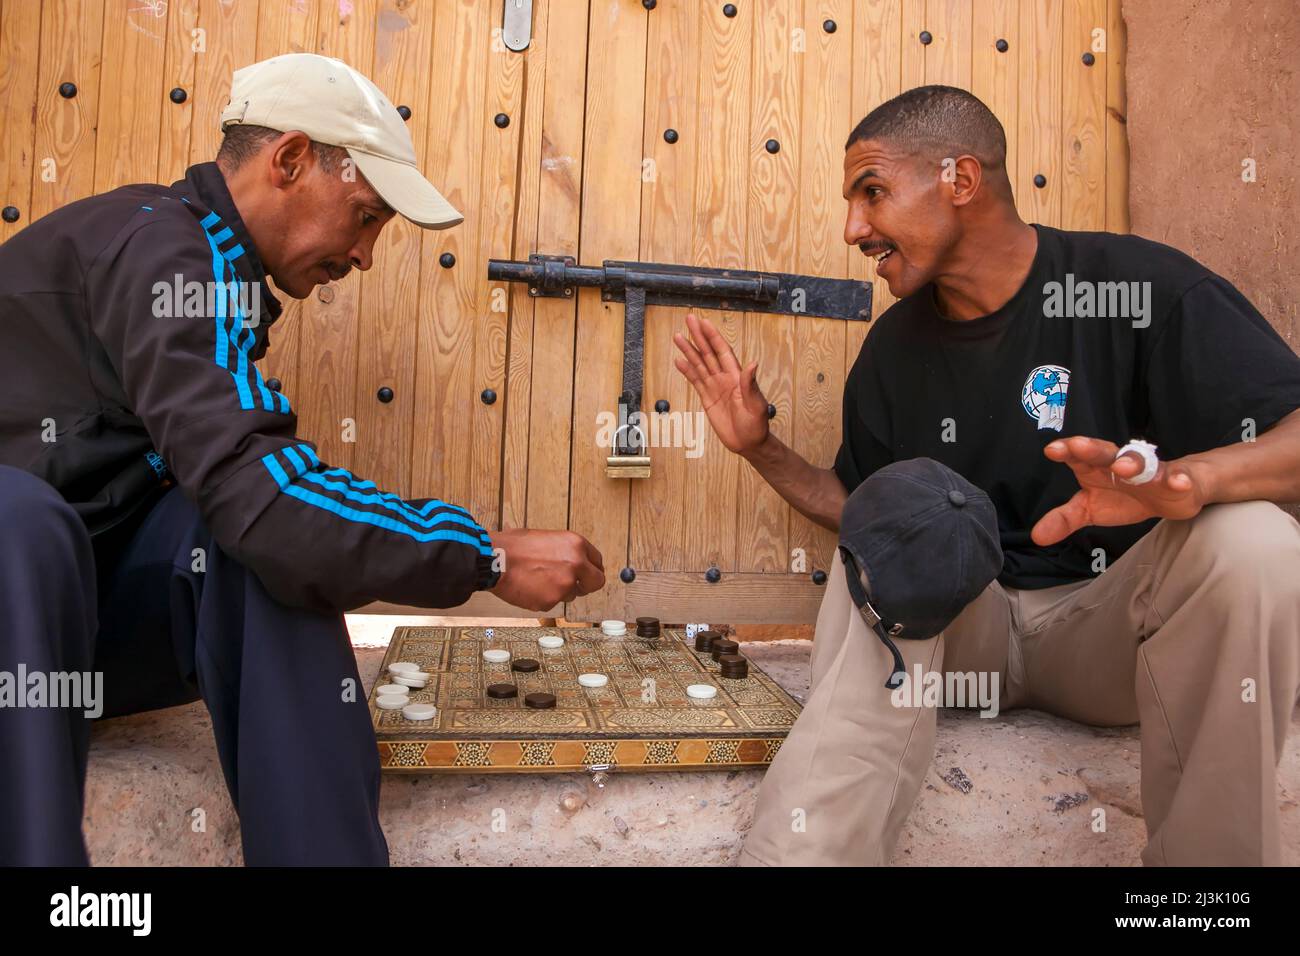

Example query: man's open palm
[672,313,770,455]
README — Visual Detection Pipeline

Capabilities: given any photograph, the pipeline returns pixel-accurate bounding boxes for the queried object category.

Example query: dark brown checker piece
[487,683,518,699]
[711,639,740,661]
[511,658,540,673]
[371,625,802,773]
[718,654,749,679]
[524,692,557,709]
[695,629,722,652]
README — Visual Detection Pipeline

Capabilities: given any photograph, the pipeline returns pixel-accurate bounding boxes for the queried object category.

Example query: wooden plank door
[0,1,1131,624]
[541,0,1129,623]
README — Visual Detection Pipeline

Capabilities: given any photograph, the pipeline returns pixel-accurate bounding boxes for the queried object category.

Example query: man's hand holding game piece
[1031,436,1207,546]
[490,529,606,611]
[673,313,771,456]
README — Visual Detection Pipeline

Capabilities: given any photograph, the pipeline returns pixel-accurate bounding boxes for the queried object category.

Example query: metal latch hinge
[486,255,873,482]
[502,0,532,52]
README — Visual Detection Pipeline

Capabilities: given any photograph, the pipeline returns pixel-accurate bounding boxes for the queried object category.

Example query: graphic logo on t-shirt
[1021,365,1070,432]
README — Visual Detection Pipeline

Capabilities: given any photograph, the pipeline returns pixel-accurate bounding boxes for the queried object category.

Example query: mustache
[323,261,352,281]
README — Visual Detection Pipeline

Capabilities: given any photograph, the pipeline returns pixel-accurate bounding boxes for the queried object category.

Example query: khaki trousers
[739,501,1300,866]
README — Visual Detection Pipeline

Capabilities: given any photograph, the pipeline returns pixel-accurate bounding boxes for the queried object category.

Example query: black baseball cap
[838,458,1003,689]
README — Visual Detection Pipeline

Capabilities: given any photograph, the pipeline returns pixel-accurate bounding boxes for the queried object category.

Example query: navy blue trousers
[0,465,388,865]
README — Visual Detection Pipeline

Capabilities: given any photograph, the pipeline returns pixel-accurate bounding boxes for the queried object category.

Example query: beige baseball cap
[219,53,463,230]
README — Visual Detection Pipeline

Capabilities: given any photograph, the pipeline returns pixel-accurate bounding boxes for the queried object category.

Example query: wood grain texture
[154,0,197,187]
[1104,0,1129,233]
[680,1,751,575]
[631,0,698,572]
[971,0,1019,209]
[1062,0,1107,232]
[354,0,437,494]
[925,0,972,87]
[0,0,41,243]
[31,0,105,221]
[563,0,647,620]
[467,0,525,527]
[0,0,1137,624]
[522,0,585,534]
[187,0,259,171]
[410,0,488,510]
[735,0,799,575]
[600,570,827,624]
[94,2,170,193]
[901,0,926,92]
[1017,0,1063,226]
[499,0,552,531]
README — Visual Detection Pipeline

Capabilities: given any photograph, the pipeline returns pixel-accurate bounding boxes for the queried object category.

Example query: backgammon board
[371,625,802,772]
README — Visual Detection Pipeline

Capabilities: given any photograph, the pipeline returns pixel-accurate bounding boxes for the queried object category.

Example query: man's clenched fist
[489,528,605,612]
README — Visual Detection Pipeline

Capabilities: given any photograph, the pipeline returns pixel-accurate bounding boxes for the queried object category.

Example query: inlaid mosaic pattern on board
[372,626,802,771]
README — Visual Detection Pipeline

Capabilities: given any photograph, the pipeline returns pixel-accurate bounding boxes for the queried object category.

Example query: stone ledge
[83,639,1300,865]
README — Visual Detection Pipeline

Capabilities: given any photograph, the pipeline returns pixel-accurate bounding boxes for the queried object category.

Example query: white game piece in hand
[1116,439,1159,485]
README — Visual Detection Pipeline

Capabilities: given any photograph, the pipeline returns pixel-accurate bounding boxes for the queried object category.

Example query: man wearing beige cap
[0,53,603,865]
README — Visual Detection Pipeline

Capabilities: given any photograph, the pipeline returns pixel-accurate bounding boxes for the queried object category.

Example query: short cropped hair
[216,124,348,173]
[845,85,1008,172]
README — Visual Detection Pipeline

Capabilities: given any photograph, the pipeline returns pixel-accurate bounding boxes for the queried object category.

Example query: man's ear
[268,131,313,188]
[948,154,983,207]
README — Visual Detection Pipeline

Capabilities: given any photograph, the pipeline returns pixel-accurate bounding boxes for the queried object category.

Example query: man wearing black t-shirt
[675,86,1300,866]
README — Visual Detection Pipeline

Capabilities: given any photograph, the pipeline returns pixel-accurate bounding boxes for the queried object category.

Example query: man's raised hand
[672,313,770,456]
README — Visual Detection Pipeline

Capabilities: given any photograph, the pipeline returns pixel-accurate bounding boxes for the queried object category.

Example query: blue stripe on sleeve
[200,228,235,382]
[318,467,475,520]
[225,265,281,413]
[297,472,488,534]
[319,467,479,527]
[192,213,286,415]
[260,455,487,546]
[280,484,489,546]
[281,445,309,479]
[261,454,493,553]
[262,452,291,488]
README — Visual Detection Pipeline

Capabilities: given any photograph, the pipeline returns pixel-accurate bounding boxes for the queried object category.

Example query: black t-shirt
[834,224,1300,590]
